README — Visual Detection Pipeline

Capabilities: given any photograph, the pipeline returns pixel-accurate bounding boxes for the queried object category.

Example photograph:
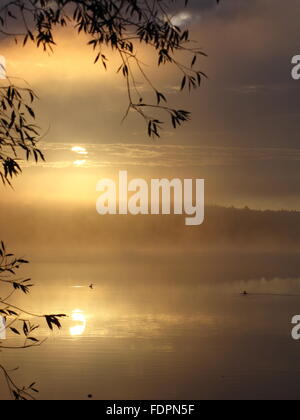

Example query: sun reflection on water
[69,310,87,337]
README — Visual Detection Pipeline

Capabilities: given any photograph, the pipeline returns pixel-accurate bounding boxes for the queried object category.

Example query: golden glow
[1,27,121,83]
[69,310,87,337]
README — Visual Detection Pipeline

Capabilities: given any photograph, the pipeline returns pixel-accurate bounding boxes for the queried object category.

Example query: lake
[1,252,300,400]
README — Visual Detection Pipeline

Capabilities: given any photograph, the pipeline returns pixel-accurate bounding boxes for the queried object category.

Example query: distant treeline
[1,203,300,258]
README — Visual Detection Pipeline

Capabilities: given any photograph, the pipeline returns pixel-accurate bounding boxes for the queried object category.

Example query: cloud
[19,142,300,170]
[170,11,201,27]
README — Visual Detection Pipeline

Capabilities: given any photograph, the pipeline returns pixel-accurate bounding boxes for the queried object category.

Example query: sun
[71,146,88,155]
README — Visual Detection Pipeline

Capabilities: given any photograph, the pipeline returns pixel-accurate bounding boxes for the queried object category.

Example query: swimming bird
[89,284,94,290]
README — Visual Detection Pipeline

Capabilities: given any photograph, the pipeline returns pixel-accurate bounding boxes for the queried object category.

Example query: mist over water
[2,195,300,400]
[1,202,300,261]
[1,152,300,400]
[2,255,300,400]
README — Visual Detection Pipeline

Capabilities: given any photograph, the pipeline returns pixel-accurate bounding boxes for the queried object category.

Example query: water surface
[1,253,300,400]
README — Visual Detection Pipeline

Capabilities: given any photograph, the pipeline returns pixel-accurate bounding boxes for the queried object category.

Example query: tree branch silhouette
[0,242,67,399]
[0,0,219,138]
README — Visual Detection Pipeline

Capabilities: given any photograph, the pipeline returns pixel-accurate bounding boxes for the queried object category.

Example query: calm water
[1,253,300,400]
